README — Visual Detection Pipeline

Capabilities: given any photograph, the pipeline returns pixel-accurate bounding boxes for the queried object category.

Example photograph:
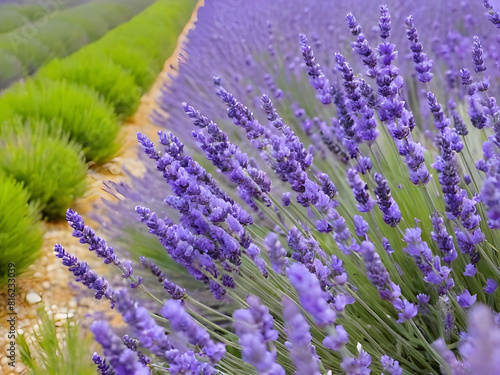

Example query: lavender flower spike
[54,244,116,307]
[282,297,321,375]
[114,289,172,356]
[380,355,403,375]
[90,321,150,375]
[484,0,500,28]
[347,168,375,213]
[162,300,226,364]
[379,4,391,40]
[287,262,336,327]
[459,304,500,373]
[66,208,119,266]
[405,15,433,83]
[233,295,285,375]
[299,34,333,104]
[374,173,401,227]
[457,289,477,308]
[472,36,487,73]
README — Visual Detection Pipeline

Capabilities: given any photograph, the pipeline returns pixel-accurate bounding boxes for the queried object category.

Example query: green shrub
[0,0,154,87]
[0,118,87,219]
[39,56,141,118]
[58,12,110,43]
[0,9,25,34]
[0,79,119,162]
[0,174,43,284]
[19,306,97,375]
[86,43,157,91]
[0,51,23,88]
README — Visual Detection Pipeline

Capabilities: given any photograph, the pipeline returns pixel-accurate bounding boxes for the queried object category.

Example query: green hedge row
[0,1,92,34]
[0,0,196,282]
[0,174,43,284]
[0,0,155,89]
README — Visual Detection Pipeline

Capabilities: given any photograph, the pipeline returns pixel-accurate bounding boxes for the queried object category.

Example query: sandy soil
[0,2,202,373]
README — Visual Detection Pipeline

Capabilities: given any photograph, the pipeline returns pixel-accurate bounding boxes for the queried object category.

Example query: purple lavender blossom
[287,262,336,327]
[433,339,470,375]
[122,335,150,367]
[359,240,391,299]
[323,325,349,351]
[396,300,419,323]
[233,295,284,375]
[457,289,477,308]
[472,36,487,73]
[459,304,500,373]
[484,0,500,28]
[380,355,402,375]
[66,209,119,266]
[353,215,370,237]
[92,353,114,375]
[341,349,372,375]
[379,5,391,39]
[463,264,477,277]
[282,192,291,207]
[431,213,458,263]
[162,300,225,364]
[405,15,433,83]
[481,173,500,229]
[417,294,430,305]
[299,34,333,104]
[282,297,321,375]
[484,278,498,294]
[90,321,150,375]
[347,168,375,213]
[140,257,186,300]
[264,233,289,274]
[374,173,401,227]
[114,289,172,356]
[346,13,378,77]
[54,244,115,306]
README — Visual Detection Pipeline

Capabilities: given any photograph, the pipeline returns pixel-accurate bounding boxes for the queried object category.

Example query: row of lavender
[0,0,196,284]
[58,0,500,374]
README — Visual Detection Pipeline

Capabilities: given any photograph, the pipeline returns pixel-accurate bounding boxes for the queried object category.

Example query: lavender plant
[56,1,500,374]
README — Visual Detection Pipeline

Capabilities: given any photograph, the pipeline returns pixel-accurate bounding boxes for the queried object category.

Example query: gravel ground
[0,3,201,373]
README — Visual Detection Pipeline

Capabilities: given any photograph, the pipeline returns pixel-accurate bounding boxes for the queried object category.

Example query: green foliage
[0,51,23,88]
[39,56,141,119]
[0,0,155,89]
[0,79,120,162]
[19,306,97,375]
[84,0,197,92]
[0,174,43,284]
[0,9,25,34]
[90,43,158,92]
[0,118,87,219]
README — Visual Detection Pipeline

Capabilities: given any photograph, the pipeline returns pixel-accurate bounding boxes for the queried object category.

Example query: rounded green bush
[0,79,120,162]
[0,118,87,219]
[59,11,110,43]
[39,56,141,119]
[0,51,23,88]
[85,44,157,92]
[0,174,43,284]
[0,9,25,34]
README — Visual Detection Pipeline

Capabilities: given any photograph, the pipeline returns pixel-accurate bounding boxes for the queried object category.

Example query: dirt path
[0,2,202,373]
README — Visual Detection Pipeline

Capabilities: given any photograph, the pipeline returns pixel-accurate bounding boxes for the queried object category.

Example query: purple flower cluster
[54,244,115,306]
[90,321,149,375]
[162,300,225,366]
[282,297,321,375]
[300,34,333,105]
[233,296,284,375]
